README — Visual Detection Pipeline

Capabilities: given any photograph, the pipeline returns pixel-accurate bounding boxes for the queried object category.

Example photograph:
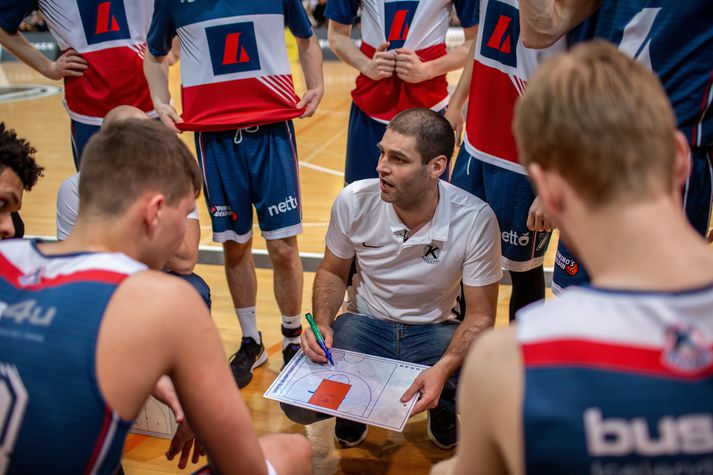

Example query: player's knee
[266,238,301,270]
[288,434,312,474]
[223,239,253,263]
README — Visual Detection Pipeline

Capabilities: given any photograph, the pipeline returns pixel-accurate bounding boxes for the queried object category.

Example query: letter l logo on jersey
[77,0,130,44]
[481,1,520,68]
[384,1,419,50]
[206,22,262,76]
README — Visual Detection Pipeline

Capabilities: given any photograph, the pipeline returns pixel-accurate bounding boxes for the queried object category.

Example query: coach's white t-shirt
[326,179,502,324]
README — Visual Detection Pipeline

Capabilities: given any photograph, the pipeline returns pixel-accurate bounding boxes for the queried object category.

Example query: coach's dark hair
[79,119,201,216]
[0,123,43,190]
[387,108,455,164]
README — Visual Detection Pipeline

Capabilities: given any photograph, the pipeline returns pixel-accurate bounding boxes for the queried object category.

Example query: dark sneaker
[282,343,302,368]
[229,333,267,388]
[427,406,457,449]
[334,418,368,447]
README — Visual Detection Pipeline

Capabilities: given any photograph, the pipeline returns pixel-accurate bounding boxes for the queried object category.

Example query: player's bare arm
[144,51,183,132]
[431,327,524,475]
[0,28,87,79]
[328,20,396,81]
[401,282,498,414]
[394,26,476,84]
[296,34,325,118]
[445,37,477,145]
[164,218,200,274]
[519,0,600,48]
[304,247,352,363]
[96,271,271,473]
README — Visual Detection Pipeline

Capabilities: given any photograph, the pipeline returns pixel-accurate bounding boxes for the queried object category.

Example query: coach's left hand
[298,86,324,118]
[394,49,432,84]
[400,364,449,415]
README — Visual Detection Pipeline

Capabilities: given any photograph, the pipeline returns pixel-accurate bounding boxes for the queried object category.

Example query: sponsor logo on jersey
[0,300,56,326]
[663,323,712,374]
[210,205,237,221]
[206,22,261,76]
[502,230,530,247]
[423,244,441,264]
[481,1,520,68]
[0,364,29,471]
[77,0,130,45]
[267,195,299,217]
[584,408,713,457]
[384,1,418,49]
[555,249,579,276]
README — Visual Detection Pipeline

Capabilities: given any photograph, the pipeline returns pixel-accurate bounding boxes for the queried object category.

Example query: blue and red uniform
[0,239,146,474]
[518,284,713,474]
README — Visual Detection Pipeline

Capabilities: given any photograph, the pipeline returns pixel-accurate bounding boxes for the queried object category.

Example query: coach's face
[0,167,23,239]
[376,130,432,208]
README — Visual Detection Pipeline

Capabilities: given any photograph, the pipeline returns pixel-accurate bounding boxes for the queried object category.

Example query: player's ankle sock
[509,266,546,322]
[236,307,260,343]
[281,314,301,349]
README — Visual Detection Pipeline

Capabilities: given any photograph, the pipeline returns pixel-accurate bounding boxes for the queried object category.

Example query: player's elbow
[520,23,561,49]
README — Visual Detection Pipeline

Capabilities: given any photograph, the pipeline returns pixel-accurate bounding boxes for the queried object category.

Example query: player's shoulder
[463,326,520,393]
[116,270,205,317]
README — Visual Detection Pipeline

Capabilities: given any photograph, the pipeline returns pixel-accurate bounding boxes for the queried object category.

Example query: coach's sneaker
[229,332,267,388]
[427,406,457,450]
[335,418,368,448]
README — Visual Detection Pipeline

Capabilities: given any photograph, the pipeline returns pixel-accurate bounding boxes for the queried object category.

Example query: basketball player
[0,119,312,474]
[144,0,324,388]
[0,0,157,168]
[433,42,713,475]
[325,0,479,183]
[518,0,713,295]
[445,0,564,320]
[0,122,43,239]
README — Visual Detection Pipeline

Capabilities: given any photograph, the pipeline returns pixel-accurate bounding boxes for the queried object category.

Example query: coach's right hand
[361,42,396,81]
[155,103,184,133]
[300,323,333,365]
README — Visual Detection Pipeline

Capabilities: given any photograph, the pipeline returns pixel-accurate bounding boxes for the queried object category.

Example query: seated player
[282,108,502,450]
[433,42,713,474]
[0,122,43,239]
[56,105,211,309]
[0,119,311,474]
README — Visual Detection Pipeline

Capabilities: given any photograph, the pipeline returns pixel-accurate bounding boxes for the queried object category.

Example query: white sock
[282,314,301,349]
[236,307,260,343]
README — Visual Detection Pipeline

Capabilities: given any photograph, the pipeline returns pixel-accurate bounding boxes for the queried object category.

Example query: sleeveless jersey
[326,0,478,123]
[0,239,146,475]
[463,0,564,174]
[0,0,155,126]
[518,285,713,474]
[568,1,713,148]
[147,0,313,132]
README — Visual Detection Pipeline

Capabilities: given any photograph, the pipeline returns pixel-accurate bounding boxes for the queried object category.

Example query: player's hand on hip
[394,48,432,84]
[444,105,465,147]
[297,86,324,118]
[155,103,184,134]
[362,42,396,81]
[299,323,333,364]
[166,421,206,469]
[527,195,554,232]
[45,49,87,80]
[400,365,448,415]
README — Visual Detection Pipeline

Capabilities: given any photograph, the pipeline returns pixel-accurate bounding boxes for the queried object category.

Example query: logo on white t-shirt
[423,245,440,264]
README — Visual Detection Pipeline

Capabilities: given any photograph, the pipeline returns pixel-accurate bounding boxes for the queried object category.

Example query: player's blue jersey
[568,1,713,148]
[0,239,146,474]
[517,285,713,474]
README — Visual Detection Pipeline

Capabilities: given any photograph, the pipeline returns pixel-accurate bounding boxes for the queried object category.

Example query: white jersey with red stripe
[0,239,146,474]
[463,0,564,174]
[0,0,155,126]
[146,0,313,132]
[326,0,478,123]
[517,285,713,474]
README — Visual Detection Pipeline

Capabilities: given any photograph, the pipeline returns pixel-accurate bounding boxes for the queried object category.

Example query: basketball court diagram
[264,349,428,431]
[130,396,178,439]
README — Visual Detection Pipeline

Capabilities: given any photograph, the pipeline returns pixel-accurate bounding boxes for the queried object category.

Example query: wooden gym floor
[0,55,557,474]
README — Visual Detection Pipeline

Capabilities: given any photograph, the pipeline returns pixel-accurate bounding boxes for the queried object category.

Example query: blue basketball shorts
[70,120,101,170]
[450,147,551,272]
[195,121,302,244]
[345,102,447,184]
[552,146,712,295]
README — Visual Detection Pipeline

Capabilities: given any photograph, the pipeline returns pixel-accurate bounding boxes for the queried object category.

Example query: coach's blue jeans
[281,312,459,425]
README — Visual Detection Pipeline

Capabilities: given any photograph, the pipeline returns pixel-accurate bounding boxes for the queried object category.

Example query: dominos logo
[384,1,419,49]
[206,23,261,76]
[77,0,130,45]
[481,1,520,67]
